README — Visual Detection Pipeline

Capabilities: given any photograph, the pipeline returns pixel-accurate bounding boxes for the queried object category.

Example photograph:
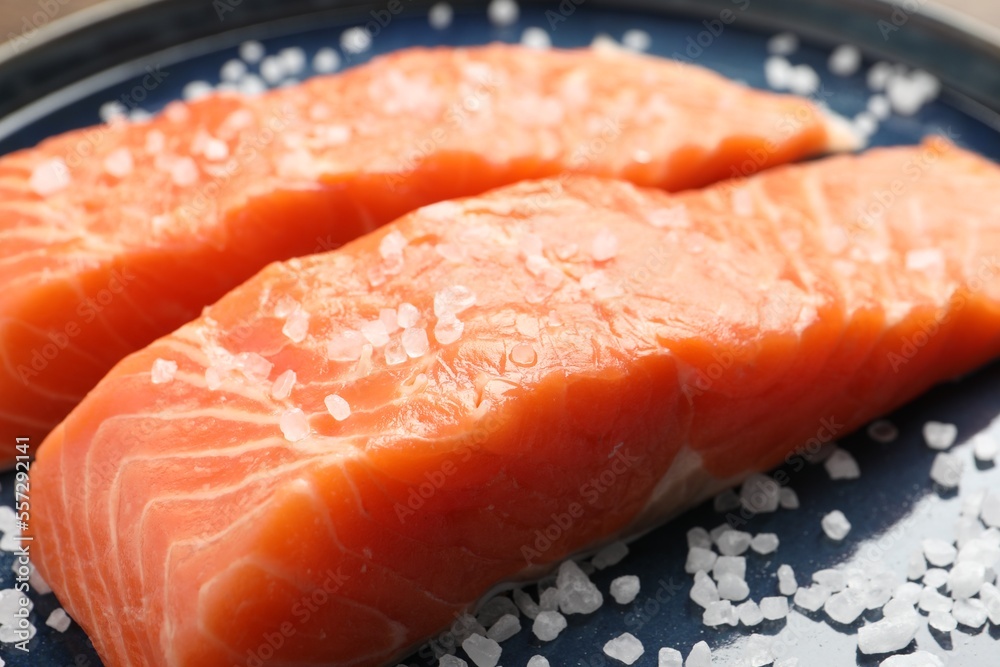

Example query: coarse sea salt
[279,408,310,442]
[593,541,629,570]
[767,32,798,56]
[429,2,454,29]
[610,576,640,604]
[793,584,831,612]
[30,158,71,196]
[557,560,604,614]
[341,26,372,54]
[45,608,71,633]
[828,44,861,76]
[922,538,956,567]
[103,147,134,178]
[923,421,958,450]
[531,610,566,641]
[717,573,750,601]
[703,600,738,627]
[690,572,720,609]
[929,452,963,488]
[521,27,551,49]
[462,634,501,667]
[487,0,519,27]
[973,433,998,462]
[857,610,920,654]
[622,29,652,52]
[777,563,798,595]
[824,447,861,479]
[750,533,779,555]
[736,600,763,626]
[760,596,789,620]
[485,613,520,643]
[324,394,351,422]
[740,473,781,513]
[878,652,944,667]
[591,228,619,262]
[400,326,430,359]
[282,307,309,343]
[328,330,365,361]
[603,632,644,665]
[657,647,683,667]
[686,641,712,667]
[779,487,800,509]
[717,530,752,556]
[150,358,178,384]
[822,510,851,540]
[270,369,296,400]
[239,40,265,64]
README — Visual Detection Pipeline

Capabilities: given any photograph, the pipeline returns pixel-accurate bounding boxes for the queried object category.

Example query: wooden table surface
[1,0,999,56]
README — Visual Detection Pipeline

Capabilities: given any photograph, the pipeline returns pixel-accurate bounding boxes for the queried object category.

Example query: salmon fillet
[31,138,1000,667]
[1,44,854,456]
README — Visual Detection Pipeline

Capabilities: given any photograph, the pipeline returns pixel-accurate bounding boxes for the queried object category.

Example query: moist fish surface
[0,44,853,459]
[31,138,1000,667]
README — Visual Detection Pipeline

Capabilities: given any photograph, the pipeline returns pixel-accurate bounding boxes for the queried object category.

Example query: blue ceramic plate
[1,1,999,665]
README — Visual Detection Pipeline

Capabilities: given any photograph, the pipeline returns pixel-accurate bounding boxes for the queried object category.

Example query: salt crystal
[717,573,750,601]
[384,340,407,366]
[220,58,247,81]
[341,27,372,54]
[878,652,945,667]
[828,44,861,76]
[794,584,831,612]
[521,27,551,49]
[591,229,619,262]
[205,365,226,390]
[360,320,390,348]
[531,610,566,641]
[182,80,214,100]
[821,510,851,540]
[931,452,964,489]
[951,598,987,628]
[485,614,520,643]
[658,647,683,667]
[440,656,467,667]
[509,343,537,367]
[622,29,652,52]
[686,641,712,667]
[282,307,309,342]
[603,632,644,665]
[528,657,549,667]
[824,447,860,479]
[979,582,1000,624]
[713,489,741,513]
[736,599,763,626]
[760,596,788,620]
[539,587,559,611]
[325,394,351,421]
[886,74,929,116]
[767,32,799,56]
[278,47,306,75]
[922,421,957,450]
[923,568,949,589]
[928,609,957,632]
[857,610,920,654]
[239,40,265,64]
[312,47,340,74]
[687,527,712,550]
[983,490,1000,527]
[922,538,956,567]
[0,620,35,643]
[713,556,746,581]
[864,579,894,611]
[740,473,781,513]
[690,571,720,608]
[685,547,717,574]
[434,316,464,345]
[882,597,914,618]
[279,408,310,442]
[824,588,866,624]
[892,582,923,606]
[610,576,640,604]
[270,369,296,400]
[867,61,895,91]
[30,158,71,195]
[764,56,792,90]
[703,600,738,627]
[717,530,752,556]
[429,2,453,29]
[462,634,501,667]
[788,64,820,96]
[396,303,420,329]
[777,564,798,595]
[513,588,540,619]
[487,0,519,27]
[947,561,985,598]
[236,352,273,382]
[867,419,898,443]
[593,541,629,570]
[238,74,267,95]
[751,533,779,555]
[973,433,998,462]
[867,94,891,120]
[918,587,952,613]
[907,551,927,580]
[774,660,799,667]
[434,285,476,317]
[474,597,518,629]
[171,157,199,186]
[103,147,134,178]
[452,613,485,643]
[744,633,774,667]
[556,560,603,614]
[99,100,127,122]
[328,330,365,361]
[779,487,799,509]
[150,358,177,384]
[45,608,71,633]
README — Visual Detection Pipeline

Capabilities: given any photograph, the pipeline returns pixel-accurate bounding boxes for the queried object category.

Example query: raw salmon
[1,44,854,457]
[31,139,1000,667]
